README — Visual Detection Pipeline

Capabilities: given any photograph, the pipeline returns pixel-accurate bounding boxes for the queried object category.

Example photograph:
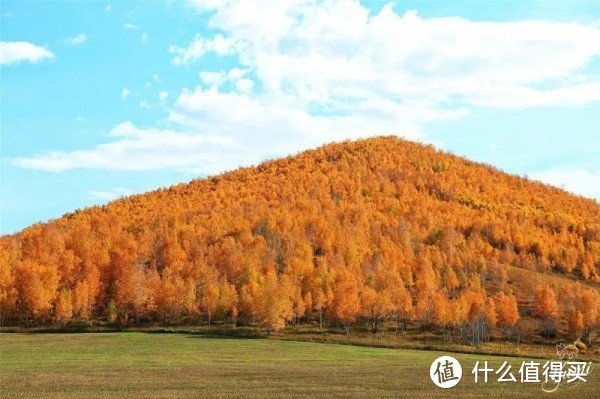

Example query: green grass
[0,333,598,398]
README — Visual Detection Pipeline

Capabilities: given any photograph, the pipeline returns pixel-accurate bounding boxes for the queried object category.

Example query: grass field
[0,333,598,398]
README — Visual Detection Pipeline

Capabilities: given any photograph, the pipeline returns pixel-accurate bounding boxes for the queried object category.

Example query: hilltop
[1,137,599,347]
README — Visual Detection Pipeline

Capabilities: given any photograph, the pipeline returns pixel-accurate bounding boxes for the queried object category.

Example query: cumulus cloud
[0,41,54,65]
[166,0,600,175]
[169,33,237,65]
[235,78,254,93]
[11,0,600,186]
[169,86,463,155]
[123,23,139,30]
[198,67,248,88]
[180,2,600,109]
[64,33,87,46]
[162,0,600,163]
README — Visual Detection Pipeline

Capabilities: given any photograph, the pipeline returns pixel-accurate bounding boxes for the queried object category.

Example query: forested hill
[1,137,599,341]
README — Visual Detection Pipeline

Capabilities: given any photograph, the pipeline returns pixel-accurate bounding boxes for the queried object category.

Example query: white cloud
[159,91,169,104]
[235,78,254,93]
[145,74,161,88]
[531,168,600,200]
[121,88,131,100]
[164,0,600,175]
[123,23,139,30]
[139,100,150,109]
[0,41,54,65]
[64,33,87,46]
[168,86,452,156]
[76,116,87,123]
[105,5,112,12]
[198,67,249,88]
[10,0,600,190]
[87,187,132,201]
[199,71,224,87]
[141,33,148,43]
[179,1,600,110]
[169,33,238,65]
[11,122,246,174]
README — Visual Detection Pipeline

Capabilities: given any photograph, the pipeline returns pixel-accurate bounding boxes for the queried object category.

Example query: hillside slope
[1,137,599,342]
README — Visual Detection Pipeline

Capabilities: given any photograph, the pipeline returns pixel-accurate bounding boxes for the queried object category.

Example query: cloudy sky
[1,0,599,234]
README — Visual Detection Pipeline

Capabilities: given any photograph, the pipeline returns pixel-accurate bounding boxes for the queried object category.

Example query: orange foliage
[534,284,559,319]
[495,292,520,328]
[0,136,598,337]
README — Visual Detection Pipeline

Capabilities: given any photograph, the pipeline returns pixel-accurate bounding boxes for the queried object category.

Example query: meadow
[1,332,598,398]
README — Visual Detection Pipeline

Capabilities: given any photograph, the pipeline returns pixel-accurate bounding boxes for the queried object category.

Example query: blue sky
[1,0,599,234]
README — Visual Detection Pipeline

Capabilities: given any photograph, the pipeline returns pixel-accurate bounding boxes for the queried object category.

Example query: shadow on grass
[150,326,264,340]
[0,324,264,339]
[0,324,118,334]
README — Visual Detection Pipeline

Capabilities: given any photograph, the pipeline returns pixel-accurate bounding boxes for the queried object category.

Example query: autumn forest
[1,137,599,346]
